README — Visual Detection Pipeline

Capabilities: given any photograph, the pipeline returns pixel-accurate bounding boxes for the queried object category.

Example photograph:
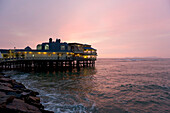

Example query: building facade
[0,38,97,60]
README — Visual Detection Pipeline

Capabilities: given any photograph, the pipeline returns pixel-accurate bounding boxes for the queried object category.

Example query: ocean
[3,58,170,113]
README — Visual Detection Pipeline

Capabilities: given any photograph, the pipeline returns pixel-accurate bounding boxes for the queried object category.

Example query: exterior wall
[0,52,3,58]
[38,39,69,52]
[69,44,83,53]
[0,39,97,60]
[25,52,69,60]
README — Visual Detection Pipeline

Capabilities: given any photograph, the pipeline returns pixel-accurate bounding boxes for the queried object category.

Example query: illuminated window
[45,44,49,50]
[59,53,62,56]
[88,51,91,53]
[61,45,65,50]
[48,53,51,56]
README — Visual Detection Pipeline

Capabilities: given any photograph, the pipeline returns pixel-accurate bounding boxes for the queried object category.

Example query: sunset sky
[0,0,170,58]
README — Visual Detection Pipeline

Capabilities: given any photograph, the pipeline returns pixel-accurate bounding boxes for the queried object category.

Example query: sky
[0,0,170,58]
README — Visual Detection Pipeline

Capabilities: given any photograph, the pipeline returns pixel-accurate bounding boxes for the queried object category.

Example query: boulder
[6,92,22,99]
[28,96,40,103]
[0,85,15,92]
[0,78,13,83]
[12,82,26,89]
[0,94,15,109]
[0,82,13,88]
[30,90,39,96]
[5,99,42,113]
[0,74,54,113]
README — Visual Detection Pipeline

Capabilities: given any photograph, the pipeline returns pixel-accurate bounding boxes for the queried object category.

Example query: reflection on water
[3,58,170,113]
[4,67,100,112]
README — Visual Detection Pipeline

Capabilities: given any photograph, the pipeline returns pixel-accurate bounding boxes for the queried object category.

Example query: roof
[14,49,72,52]
[68,43,83,45]
[0,49,9,53]
[0,49,72,53]
[25,46,32,50]
[83,44,91,46]
[83,47,96,50]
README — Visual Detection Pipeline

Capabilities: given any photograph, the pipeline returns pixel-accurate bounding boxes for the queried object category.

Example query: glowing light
[38,52,41,54]
[52,52,56,54]
[29,52,32,54]
[43,52,47,54]
[83,56,87,58]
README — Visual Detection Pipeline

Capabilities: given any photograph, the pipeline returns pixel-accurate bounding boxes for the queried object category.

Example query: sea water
[3,58,170,113]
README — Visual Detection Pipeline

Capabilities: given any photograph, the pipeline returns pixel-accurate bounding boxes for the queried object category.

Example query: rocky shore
[0,73,54,113]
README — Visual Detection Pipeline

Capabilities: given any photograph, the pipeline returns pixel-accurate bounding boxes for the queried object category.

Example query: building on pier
[0,38,97,60]
[0,52,2,59]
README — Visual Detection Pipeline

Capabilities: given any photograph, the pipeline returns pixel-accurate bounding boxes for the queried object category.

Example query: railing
[25,57,74,60]
[0,56,96,62]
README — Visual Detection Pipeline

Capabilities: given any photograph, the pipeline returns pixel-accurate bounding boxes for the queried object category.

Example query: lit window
[61,45,65,50]
[45,44,49,50]
[88,51,91,53]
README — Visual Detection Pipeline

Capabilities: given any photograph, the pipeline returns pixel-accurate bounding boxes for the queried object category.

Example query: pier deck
[0,57,95,71]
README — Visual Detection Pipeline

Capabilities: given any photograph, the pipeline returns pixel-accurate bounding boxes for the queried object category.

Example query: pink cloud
[0,0,170,58]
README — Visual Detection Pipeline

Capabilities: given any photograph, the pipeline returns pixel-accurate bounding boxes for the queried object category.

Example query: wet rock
[0,94,15,109]
[28,96,40,103]
[0,82,13,88]
[0,77,13,83]
[0,92,7,108]
[30,90,39,96]
[21,91,30,97]
[0,85,15,92]
[23,88,32,92]
[6,96,15,104]
[0,91,6,97]
[6,92,22,99]
[25,96,44,108]
[5,98,42,113]
[12,82,26,89]
[30,102,44,109]
[0,75,4,78]
[0,74,54,113]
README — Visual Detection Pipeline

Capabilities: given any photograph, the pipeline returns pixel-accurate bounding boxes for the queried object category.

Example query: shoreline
[0,72,54,113]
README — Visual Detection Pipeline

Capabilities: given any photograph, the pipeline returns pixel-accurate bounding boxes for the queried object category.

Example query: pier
[0,38,97,71]
[0,57,95,72]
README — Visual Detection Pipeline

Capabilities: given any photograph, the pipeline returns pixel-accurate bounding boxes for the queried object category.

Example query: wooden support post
[92,60,95,67]
[0,63,1,70]
[49,61,53,71]
[69,61,72,72]
[56,61,58,71]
